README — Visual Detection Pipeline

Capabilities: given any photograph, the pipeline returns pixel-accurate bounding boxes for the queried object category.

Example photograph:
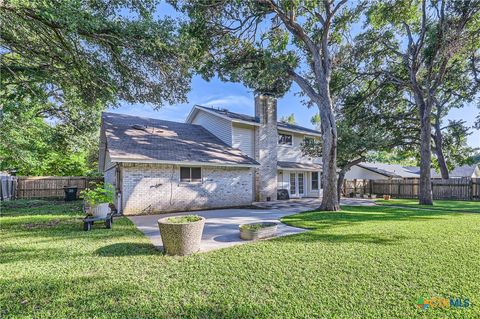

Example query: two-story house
[99,94,322,215]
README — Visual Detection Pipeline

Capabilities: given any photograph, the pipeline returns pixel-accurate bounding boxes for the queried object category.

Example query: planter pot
[355,194,362,198]
[157,216,205,256]
[240,222,278,240]
[89,203,111,218]
[383,195,391,200]
[370,194,377,199]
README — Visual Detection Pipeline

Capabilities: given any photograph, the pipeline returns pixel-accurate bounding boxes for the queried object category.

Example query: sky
[110,75,480,149]
[110,2,479,149]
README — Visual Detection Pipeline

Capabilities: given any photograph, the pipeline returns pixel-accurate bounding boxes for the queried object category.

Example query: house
[345,162,480,180]
[449,164,480,178]
[344,162,441,180]
[99,94,322,215]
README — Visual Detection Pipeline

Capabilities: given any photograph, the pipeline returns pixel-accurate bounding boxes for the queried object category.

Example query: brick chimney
[254,93,278,201]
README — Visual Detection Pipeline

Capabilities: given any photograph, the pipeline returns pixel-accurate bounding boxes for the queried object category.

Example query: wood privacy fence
[343,178,480,201]
[0,175,17,201]
[13,176,103,199]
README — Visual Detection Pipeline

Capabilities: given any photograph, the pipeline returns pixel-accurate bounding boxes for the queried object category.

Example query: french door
[289,172,305,197]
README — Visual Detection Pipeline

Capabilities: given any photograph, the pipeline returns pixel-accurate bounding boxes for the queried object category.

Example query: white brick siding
[120,163,253,215]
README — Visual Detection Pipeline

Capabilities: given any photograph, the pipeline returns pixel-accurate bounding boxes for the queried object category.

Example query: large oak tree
[359,0,480,204]
[173,0,366,211]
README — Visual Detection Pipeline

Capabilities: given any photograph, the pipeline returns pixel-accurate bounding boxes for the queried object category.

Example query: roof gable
[101,112,259,167]
[188,105,321,136]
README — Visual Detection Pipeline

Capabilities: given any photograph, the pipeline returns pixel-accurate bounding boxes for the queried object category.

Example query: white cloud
[199,94,254,114]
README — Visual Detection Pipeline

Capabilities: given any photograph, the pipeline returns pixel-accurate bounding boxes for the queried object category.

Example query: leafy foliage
[0,0,194,175]
[279,113,296,124]
[80,183,115,205]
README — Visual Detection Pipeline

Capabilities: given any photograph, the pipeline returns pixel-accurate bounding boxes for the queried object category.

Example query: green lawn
[1,200,479,318]
[376,198,480,213]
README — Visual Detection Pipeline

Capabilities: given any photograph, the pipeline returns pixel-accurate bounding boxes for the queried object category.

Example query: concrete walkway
[129,198,374,253]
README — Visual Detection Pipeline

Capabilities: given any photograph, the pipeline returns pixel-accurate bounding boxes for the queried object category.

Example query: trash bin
[64,186,78,201]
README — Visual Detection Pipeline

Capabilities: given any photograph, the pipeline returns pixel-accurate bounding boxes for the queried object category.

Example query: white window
[278,133,293,145]
[180,167,202,182]
[311,172,319,190]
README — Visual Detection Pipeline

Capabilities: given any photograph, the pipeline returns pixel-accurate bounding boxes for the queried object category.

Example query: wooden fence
[0,175,17,201]
[15,176,103,199]
[343,178,480,201]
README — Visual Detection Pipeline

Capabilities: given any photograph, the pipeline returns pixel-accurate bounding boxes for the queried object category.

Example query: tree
[280,113,296,124]
[1,0,194,175]
[361,0,480,204]
[431,59,479,178]
[0,83,101,175]
[173,0,367,211]
[305,80,418,200]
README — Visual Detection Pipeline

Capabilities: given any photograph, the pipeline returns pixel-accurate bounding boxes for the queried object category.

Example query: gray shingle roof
[357,162,441,178]
[102,112,259,166]
[449,164,478,177]
[278,161,322,170]
[195,105,321,135]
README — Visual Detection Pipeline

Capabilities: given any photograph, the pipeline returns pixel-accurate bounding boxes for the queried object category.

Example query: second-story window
[278,133,293,145]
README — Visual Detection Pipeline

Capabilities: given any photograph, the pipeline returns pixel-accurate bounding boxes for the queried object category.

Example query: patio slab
[128,206,308,253]
[128,198,375,253]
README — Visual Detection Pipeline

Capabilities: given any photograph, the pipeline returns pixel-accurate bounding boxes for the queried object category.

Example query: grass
[166,215,203,223]
[376,198,480,213]
[1,199,479,318]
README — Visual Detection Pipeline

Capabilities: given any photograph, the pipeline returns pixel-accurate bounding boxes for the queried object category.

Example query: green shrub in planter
[81,184,114,218]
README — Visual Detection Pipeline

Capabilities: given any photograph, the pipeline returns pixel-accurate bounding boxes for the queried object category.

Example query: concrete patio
[129,198,375,253]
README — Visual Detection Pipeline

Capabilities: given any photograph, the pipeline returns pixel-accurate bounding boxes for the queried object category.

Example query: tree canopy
[0,0,194,175]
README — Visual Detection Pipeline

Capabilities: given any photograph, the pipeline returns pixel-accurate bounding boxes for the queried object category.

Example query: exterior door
[289,172,305,197]
[298,173,305,196]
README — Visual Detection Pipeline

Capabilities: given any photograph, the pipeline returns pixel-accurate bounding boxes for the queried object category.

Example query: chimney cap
[254,91,276,97]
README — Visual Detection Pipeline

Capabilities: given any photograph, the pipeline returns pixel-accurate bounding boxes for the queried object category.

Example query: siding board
[191,110,232,145]
[232,124,254,158]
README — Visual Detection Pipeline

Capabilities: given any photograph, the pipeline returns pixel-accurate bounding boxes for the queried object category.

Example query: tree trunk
[337,157,364,201]
[433,122,449,179]
[418,103,433,205]
[318,96,340,211]
[337,170,346,202]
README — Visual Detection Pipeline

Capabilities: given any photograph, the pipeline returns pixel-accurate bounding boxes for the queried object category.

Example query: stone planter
[239,222,278,240]
[89,203,111,219]
[383,195,391,200]
[157,216,205,256]
[355,194,362,198]
[370,194,377,199]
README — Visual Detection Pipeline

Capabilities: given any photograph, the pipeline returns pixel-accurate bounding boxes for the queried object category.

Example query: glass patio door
[298,173,305,196]
[289,172,305,197]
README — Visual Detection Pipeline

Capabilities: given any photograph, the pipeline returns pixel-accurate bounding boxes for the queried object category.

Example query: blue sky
[111,2,479,149]
[111,75,480,148]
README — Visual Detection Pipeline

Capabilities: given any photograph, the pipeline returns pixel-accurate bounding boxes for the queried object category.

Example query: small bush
[81,183,114,205]
[240,223,271,231]
[167,215,202,224]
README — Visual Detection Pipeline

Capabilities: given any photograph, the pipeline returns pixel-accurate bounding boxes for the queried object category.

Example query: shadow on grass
[275,231,408,245]
[281,205,458,231]
[95,242,160,257]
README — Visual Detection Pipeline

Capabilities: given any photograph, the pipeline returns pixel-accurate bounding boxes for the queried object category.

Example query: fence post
[470,178,474,200]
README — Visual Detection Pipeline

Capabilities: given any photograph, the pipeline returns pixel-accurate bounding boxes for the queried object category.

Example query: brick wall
[120,163,254,215]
